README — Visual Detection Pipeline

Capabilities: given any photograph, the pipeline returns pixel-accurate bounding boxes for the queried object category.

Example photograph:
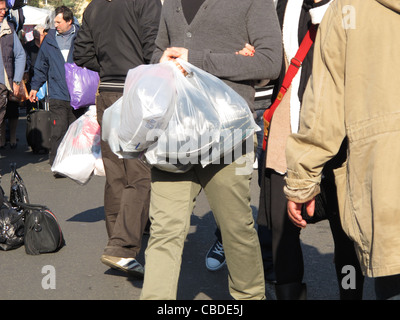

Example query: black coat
[73,0,161,90]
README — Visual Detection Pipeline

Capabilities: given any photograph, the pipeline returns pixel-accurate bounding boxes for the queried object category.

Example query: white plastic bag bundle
[118,64,176,153]
[102,97,129,158]
[149,63,221,167]
[146,60,259,171]
[102,60,259,173]
[177,59,260,166]
[51,106,104,184]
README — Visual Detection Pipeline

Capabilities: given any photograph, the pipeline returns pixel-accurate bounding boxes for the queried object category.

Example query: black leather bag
[0,200,24,251]
[9,163,30,210]
[18,203,65,255]
[0,163,29,251]
[0,166,27,251]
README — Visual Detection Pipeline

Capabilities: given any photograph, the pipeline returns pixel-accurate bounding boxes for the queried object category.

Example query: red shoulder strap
[264,25,317,123]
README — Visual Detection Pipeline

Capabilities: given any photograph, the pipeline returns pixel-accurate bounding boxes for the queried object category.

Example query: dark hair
[55,6,74,23]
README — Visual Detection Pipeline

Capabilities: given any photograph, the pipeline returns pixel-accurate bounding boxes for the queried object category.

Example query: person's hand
[236,43,255,56]
[287,199,315,229]
[160,47,189,75]
[29,89,38,103]
[12,82,20,97]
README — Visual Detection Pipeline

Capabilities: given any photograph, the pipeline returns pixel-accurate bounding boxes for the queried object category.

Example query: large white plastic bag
[176,59,260,166]
[102,97,146,159]
[118,63,177,153]
[149,63,221,166]
[102,97,125,157]
[51,106,102,184]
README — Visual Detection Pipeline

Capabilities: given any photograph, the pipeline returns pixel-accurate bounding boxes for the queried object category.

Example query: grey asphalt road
[0,113,375,301]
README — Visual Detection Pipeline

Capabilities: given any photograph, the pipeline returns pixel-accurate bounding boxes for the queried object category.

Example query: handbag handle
[14,201,48,211]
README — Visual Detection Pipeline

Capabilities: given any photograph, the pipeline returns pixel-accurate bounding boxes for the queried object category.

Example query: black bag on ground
[26,107,51,154]
[0,165,28,251]
[0,188,25,251]
[10,163,29,209]
[17,202,65,255]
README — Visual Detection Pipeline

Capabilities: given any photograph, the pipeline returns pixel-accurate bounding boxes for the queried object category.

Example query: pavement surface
[0,111,375,301]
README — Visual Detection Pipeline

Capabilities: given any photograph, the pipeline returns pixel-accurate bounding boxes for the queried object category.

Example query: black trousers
[96,91,151,259]
[48,99,86,165]
[265,169,364,299]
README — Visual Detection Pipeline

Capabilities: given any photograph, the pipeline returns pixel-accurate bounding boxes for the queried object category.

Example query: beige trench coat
[284,0,400,278]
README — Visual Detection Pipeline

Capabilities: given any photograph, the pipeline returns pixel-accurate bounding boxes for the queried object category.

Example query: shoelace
[212,241,224,257]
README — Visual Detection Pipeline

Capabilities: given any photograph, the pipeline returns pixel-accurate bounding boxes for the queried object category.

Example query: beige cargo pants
[140,150,265,300]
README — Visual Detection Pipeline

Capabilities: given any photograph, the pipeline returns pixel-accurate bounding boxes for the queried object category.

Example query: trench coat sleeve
[284,2,347,203]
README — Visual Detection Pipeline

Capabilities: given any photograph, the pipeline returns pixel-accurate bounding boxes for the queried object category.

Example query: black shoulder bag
[0,164,28,251]
[16,202,65,255]
[0,198,25,251]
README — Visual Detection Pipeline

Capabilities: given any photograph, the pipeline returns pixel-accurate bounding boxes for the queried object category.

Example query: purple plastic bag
[65,63,100,110]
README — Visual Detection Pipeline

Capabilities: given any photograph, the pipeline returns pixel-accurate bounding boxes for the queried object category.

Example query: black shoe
[205,240,226,271]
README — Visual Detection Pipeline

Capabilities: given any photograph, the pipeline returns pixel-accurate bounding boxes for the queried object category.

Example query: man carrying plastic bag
[137,0,282,301]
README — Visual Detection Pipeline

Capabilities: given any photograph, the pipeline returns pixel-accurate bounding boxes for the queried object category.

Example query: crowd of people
[1,0,400,300]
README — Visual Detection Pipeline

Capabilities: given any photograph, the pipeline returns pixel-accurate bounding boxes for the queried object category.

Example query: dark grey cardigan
[151,0,282,113]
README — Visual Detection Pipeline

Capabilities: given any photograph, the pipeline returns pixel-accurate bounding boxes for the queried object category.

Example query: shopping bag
[65,63,100,110]
[102,97,142,159]
[149,61,221,167]
[103,61,258,172]
[118,63,177,153]
[51,106,102,184]
[176,59,259,166]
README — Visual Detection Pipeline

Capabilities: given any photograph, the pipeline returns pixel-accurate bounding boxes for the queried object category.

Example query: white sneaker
[101,254,144,279]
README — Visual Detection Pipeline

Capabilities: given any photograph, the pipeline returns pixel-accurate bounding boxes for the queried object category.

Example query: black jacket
[73,0,161,92]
